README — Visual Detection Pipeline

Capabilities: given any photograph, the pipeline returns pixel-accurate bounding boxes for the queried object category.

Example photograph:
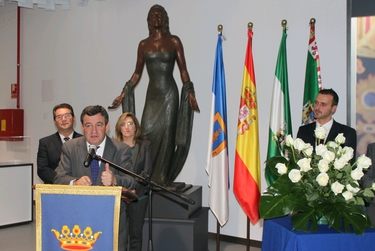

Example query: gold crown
[51,225,102,251]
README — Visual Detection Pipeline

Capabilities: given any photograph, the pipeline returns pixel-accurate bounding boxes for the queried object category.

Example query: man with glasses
[37,103,82,184]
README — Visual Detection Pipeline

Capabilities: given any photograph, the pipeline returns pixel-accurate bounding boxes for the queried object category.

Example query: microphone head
[88,145,97,152]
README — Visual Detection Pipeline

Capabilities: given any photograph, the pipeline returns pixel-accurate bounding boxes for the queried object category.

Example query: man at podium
[54,105,136,251]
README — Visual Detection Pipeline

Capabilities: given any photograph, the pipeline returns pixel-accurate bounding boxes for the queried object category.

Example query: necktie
[90,146,100,185]
[63,137,70,142]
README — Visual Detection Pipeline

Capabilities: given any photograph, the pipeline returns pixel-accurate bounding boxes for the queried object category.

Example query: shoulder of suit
[333,120,355,132]
[73,131,83,138]
[299,122,316,130]
[39,132,60,142]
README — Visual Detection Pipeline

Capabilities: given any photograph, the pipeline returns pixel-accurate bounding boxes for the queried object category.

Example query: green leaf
[290,206,319,232]
[259,194,293,218]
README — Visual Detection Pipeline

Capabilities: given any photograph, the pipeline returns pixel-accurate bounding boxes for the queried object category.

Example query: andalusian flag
[206,32,229,227]
[233,27,261,224]
[301,18,322,125]
[265,25,293,186]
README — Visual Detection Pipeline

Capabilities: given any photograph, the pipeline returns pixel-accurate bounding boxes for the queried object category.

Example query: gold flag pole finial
[281,19,287,33]
[281,19,287,28]
[248,22,253,30]
[218,24,223,34]
[310,18,316,26]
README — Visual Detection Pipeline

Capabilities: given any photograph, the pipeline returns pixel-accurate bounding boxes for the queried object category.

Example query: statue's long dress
[141,51,179,185]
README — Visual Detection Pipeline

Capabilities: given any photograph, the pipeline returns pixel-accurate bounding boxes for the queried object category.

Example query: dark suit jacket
[132,139,152,196]
[362,142,375,226]
[37,131,82,184]
[53,135,135,251]
[53,135,135,188]
[297,120,357,154]
[127,139,152,251]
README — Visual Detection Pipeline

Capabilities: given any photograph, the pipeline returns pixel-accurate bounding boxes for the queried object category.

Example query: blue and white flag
[205,33,229,227]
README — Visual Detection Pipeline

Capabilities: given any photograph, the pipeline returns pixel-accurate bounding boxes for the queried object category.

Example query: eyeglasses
[120,122,135,127]
[55,114,72,120]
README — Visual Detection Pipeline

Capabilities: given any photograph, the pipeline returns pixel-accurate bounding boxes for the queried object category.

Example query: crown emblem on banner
[51,225,102,251]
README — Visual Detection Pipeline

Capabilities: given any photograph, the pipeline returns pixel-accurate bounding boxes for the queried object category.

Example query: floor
[0,218,261,251]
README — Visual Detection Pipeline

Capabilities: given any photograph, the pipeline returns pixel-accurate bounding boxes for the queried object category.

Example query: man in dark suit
[54,105,135,251]
[37,103,82,184]
[362,143,375,226]
[297,88,357,154]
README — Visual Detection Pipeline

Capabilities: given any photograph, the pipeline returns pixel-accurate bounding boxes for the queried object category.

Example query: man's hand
[74,176,92,186]
[101,163,114,186]
[121,187,137,203]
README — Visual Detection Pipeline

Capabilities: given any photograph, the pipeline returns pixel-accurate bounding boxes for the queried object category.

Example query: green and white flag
[301,19,322,125]
[265,26,293,186]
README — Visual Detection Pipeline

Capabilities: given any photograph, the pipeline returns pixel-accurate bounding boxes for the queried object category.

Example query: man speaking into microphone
[54,105,135,251]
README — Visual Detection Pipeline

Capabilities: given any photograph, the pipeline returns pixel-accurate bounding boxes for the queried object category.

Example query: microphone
[83,145,97,167]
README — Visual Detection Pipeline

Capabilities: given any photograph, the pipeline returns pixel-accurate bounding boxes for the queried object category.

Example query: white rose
[333,158,347,170]
[326,141,339,149]
[316,172,329,186]
[285,135,294,147]
[351,167,364,180]
[275,163,288,175]
[372,183,375,190]
[341,147,354,163]
[346,184,360,194]
[357,154,372,169]
[331,181,345,195]
[318,159,330,173]
[297,158,312,172]
[335,133,346,145]
[322,150,335,163]
[314,126,327,140]
[303,144,313,157]
[288,169,302,183]
[342,191,353,201]
[316,144,328,156]
[294,138,306,152]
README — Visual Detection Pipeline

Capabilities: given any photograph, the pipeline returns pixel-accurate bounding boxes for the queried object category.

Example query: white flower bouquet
[260,130,375,234]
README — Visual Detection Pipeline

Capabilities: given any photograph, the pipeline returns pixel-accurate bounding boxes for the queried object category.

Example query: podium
[142,185,208,251]
[35,185,122,251]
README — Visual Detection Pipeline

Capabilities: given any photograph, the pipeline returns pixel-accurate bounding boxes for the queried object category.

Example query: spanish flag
[233,26,260,224]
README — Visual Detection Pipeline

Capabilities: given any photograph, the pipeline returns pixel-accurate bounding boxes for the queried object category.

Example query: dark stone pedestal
[141,185,207,251]
[148,185,202,219]
[142,207,209,251]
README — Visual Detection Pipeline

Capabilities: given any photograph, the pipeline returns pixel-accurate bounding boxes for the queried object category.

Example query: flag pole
[215,23,223,251]
[216,221,220,251]
[247,217,250,251]
[245,21,253,251]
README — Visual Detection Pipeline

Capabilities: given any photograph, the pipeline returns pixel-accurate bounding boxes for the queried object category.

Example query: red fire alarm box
[0,109,24,140]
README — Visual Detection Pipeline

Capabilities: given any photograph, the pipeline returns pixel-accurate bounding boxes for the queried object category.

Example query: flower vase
[317,215,328,225]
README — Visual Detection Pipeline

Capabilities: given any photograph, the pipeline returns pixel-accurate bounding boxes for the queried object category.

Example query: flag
[205,33,229,227]
[265,26,293,186]
[233,27,261,224]
[301,19,322,125]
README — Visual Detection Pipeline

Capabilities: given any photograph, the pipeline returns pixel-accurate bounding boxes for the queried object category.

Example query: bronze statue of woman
[110,4,200,187]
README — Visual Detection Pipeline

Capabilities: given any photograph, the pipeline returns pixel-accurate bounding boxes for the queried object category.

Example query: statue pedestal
[142,185,207,251]
[148,185,202,219]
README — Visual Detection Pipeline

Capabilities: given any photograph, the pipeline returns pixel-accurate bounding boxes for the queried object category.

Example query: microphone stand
[94,154,195,251]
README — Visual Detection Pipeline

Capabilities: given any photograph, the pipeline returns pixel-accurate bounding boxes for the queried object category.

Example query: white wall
[0,0,347,242]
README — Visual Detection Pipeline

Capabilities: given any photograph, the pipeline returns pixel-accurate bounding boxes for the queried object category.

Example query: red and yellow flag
[233,27,261,224]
